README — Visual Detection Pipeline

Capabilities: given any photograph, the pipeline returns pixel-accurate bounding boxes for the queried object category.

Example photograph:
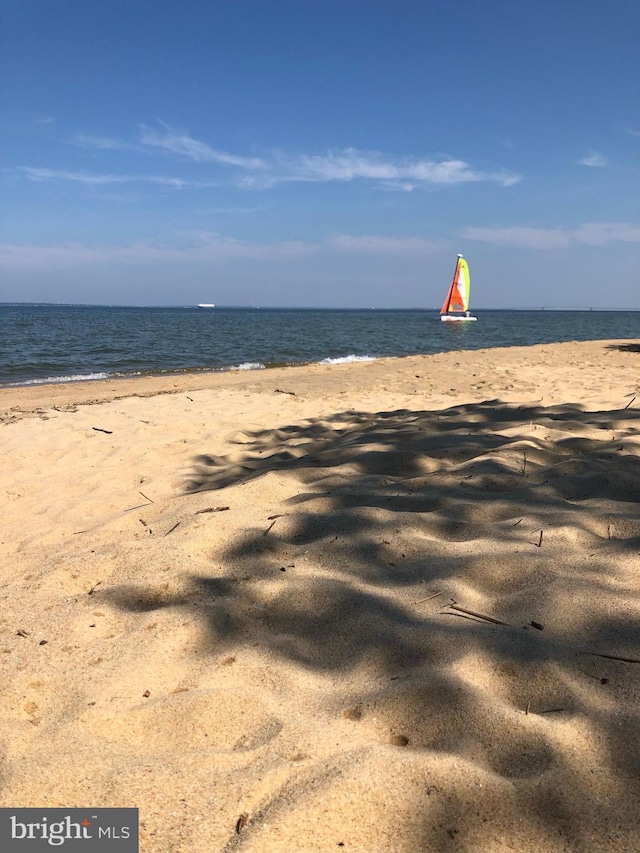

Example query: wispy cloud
[42,121,522,191]
[16,166,216,189]
[270,148,520,189]
[139,122,265,169]
[579,150,608,167]
[68,133,134,151]
[134,122,521,189]
[329,234,447,254]
[462,222,640,249]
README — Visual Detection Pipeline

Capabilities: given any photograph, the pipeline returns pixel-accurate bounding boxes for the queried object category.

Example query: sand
[1,339,640,852]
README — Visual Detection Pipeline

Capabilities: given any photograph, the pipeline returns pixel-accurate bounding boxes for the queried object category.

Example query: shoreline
[2,338,639,422]
[2,337,640,851]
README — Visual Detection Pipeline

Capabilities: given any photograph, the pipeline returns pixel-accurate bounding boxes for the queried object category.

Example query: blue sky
[1,0,638,308]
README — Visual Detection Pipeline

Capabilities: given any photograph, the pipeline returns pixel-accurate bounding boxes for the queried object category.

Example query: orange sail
[440,254,476,322]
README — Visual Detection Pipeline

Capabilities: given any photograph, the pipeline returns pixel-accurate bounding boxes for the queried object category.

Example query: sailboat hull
[440,314,477,322]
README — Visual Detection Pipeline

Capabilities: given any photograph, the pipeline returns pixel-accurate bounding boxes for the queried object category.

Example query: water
[1,304,639,387]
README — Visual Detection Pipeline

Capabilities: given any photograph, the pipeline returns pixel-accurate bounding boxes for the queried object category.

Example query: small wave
[9,372,111,386]
[232,362,266,371]
[319,354,377,365]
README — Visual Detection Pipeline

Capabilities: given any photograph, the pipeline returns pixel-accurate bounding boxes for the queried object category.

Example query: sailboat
[440,254,476,322]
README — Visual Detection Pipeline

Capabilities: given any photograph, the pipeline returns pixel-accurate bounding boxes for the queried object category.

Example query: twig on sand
[525,701,531,715]
[585,650,640,665]
[623,396,636,410]
[92,426,113,434]
[88,581,103,595]
[538,707,565,715]
[164,522,180,537]
[530,529,543,547]
[139,491,155,503]
[195,506,230,514]
[521,450,527,476]
[446,604,510,626]
[263,520,277,535]
[512,518,523,526]
[416,591,444,604]
[275,389,296,396]
[125,502,154,512]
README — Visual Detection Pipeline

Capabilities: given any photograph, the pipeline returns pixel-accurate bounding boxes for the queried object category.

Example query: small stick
[525,701,530,715]
[139,518,148,527]
[88,581,103,595]
[275,389,296,396]
[164,522,180,537]
[415,591,444,604]
[447,604,510,626]
[521,450,527,476]
[125,502,154,512]
[92,426,113,434]
[586,651,640,664]
[512,518,523,526]
[139,491,155,503]
[623,396,636,410]
[538,707,565,714]
[530,529,543,547]
[263,520,277,535]
[195,506,230,514]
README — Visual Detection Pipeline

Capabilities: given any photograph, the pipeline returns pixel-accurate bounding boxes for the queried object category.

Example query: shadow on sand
[106,399,640,850]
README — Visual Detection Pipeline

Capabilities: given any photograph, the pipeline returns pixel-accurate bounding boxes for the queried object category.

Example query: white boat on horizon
[197,303,216,308]
[440,254,476,322]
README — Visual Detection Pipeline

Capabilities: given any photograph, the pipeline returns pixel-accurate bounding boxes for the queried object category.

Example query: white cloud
[132,122,521,189]
[329,234,447,254]
[572,222,640,245]
[462,222,640,249]
[0,232,318,269]
[579,151,608,167]
[39,120,522,191]
[275,148,520,189]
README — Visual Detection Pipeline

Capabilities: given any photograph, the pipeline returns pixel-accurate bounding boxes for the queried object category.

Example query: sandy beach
[2,338,640,852]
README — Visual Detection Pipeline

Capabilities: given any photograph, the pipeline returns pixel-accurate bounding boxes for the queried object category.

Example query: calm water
[1,304,639,387]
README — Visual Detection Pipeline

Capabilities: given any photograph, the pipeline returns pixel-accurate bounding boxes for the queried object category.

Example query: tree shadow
[606,343,640,354]
[104,399,640,850]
